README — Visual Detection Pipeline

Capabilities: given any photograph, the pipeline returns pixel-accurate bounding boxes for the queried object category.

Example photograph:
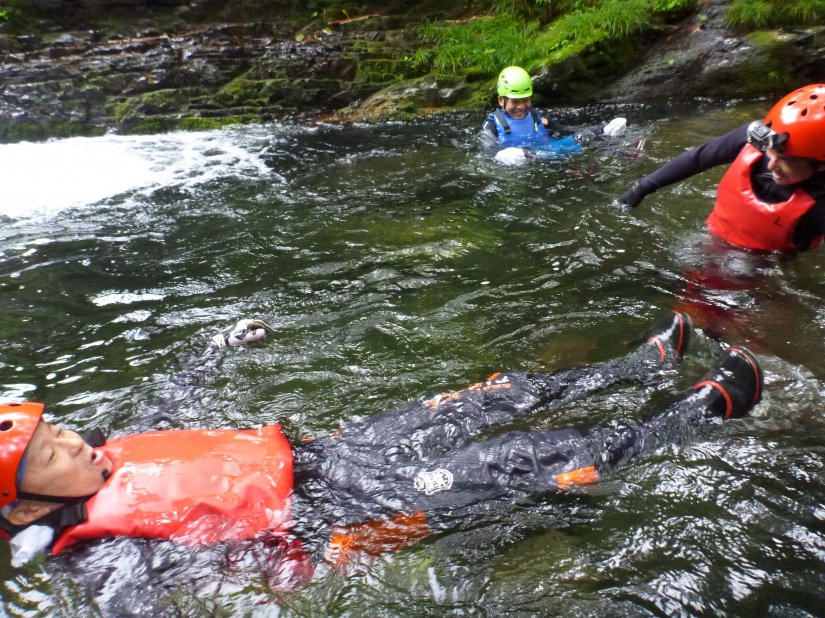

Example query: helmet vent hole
[801,108,809,116]
[811,94,819,99]
[0,420,13,432]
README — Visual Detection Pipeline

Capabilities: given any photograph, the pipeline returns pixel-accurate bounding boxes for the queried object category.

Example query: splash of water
[0,127,280,221]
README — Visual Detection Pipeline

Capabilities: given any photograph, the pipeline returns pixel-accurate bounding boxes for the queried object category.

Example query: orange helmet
[764,84,825,161]
[0,402,44,509]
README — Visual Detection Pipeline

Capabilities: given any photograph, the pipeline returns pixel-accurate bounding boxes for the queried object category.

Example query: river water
[2,100,824,617]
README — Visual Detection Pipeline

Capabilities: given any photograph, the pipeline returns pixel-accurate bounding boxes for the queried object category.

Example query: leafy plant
[541,0,650,50]
[726,0,825,28]
[415,0,699,78]
[0,0,41,32]
[726,0,778,27]
[416,14,542,75]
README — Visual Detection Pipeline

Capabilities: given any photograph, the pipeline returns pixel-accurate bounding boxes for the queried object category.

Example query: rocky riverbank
[1,0,824,143]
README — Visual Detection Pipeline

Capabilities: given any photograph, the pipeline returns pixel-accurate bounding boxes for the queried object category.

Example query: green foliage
[487,0,553,23]
[0,0,38,33]
[415,0,696,78]
[545,0,655,44]
[649,0,694,10]
[416,14,542,75]
[726,0,825,28]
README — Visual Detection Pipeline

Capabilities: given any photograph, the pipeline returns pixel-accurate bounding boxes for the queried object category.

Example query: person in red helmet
[616,84,825,252]
[0,313,763,581]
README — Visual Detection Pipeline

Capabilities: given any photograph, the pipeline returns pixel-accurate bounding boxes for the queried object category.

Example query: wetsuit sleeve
[480,117,498,139]
[129,345,229,431]
[634,123,749,197]
[543,116,574,136]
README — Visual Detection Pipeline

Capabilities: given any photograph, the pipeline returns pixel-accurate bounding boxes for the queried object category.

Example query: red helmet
[0,402,44,509]
[764,84,825,161]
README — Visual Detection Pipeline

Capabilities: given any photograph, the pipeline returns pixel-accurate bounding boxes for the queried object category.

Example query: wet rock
[604,0,825,102]
[2,0,825,142]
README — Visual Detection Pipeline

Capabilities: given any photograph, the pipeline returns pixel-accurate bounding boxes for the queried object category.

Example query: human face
[498,95,531,120]
[765,149,819,185]
[19,422,112,499]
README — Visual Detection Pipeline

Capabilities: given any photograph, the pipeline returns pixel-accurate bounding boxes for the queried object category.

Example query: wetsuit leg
[304,346,759,563]
[309,383,735,559]
[376,393,715,526]
[394,347,762,523]
[334,317,685,463]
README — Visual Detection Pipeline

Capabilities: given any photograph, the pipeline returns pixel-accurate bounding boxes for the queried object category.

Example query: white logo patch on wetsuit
[414,469,454,495]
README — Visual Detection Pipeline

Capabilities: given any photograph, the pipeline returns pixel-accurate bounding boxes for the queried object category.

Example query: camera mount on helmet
[746,120,789,153]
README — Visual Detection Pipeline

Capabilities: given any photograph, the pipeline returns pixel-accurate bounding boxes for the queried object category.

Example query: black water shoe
[643,311,692,369]
[692,347,763,419]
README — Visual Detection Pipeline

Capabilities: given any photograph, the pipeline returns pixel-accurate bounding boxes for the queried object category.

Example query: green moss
[108,89,193,122]
[176,116,246,131]
[346,38,390,55]
[6,122,47,142]
[120,114,256,136]
[124,117,177,135]
[137,89,190,115]
[50,123,105,139]
[356,58,419,83]
[213,77,269,107]
[731,30,806,92]
[109,98,137,122]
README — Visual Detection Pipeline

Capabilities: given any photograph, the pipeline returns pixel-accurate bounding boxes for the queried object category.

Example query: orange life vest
[706,144,815,251]
[52,425,294,554]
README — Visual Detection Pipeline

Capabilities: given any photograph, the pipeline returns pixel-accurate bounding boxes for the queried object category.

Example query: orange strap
[326,511,430,565]
[556,466,600,488]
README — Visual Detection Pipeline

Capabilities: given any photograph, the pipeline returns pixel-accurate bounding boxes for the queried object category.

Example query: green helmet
[497,66,532,99]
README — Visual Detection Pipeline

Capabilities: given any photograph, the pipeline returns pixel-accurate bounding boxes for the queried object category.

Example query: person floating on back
[615,84,825,252]
[1,313,763,590]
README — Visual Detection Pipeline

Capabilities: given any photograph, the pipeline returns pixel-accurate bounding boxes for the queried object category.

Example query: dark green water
[2,100,825,616]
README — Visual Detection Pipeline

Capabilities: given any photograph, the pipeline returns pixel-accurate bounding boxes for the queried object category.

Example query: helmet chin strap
[15,468,110,505]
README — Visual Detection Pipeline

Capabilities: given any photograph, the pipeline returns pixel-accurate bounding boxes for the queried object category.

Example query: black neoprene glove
[615,182,646,209]
[573,128,597,146]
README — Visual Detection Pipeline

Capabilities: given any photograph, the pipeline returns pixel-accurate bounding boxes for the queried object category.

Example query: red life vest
[706,144,815,251]
[52,425,294,555]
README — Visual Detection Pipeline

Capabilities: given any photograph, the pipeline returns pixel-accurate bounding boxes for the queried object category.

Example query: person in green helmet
[481,66,627,162]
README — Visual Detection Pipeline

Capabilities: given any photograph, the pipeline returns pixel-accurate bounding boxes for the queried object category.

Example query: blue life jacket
[532,135,583,159]
[489,109,551,148]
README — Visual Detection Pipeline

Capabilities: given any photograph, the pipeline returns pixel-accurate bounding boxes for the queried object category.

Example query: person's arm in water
[616,123,749,209]
[136,319,275,431]
[543,115,627,146]
[480,116,498,139]
[542,115,576,136]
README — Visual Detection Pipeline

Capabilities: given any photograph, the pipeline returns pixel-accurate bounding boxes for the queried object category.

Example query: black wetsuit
[291,343,720,551]
[633,123,825,250]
